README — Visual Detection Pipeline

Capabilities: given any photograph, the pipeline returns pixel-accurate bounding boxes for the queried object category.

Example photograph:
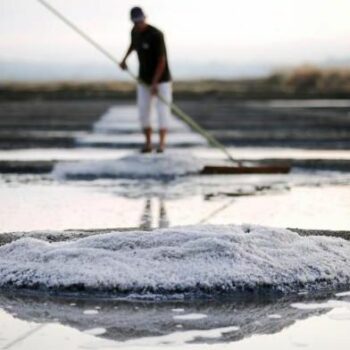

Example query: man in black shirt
[120,7,172,153]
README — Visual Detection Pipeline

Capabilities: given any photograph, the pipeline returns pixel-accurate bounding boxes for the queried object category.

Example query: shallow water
[1,174,350,348]
[1,175,350,232]
[0,291,349,349]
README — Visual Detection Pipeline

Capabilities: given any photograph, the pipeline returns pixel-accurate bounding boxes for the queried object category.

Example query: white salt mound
[0,224,350,297]
[52,153,203,179]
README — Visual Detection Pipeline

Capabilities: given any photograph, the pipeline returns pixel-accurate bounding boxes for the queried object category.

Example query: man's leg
[137,83,153,152]
[158,128,166,152]
[156,82,172,152]
[143,127,152,152]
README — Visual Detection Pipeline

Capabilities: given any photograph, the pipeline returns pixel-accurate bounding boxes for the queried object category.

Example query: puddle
[0,291,349,348]
[0,181,349,233]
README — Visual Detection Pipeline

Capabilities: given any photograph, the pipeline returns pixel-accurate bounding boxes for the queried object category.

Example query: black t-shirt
[131,25,171,85]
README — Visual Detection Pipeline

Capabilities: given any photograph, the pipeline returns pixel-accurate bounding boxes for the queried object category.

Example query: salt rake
[36,0,291,175]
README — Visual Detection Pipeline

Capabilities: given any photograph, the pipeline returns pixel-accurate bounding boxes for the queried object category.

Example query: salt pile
[52,153,204,180]
[1,225,350,297]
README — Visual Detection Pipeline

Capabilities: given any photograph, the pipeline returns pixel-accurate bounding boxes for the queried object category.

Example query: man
[120,6,172,153]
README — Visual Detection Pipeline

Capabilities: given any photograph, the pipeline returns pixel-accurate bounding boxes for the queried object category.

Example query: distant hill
[0,60,272,82]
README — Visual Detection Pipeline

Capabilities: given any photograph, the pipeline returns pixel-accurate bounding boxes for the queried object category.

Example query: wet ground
[2,99,350,150]
[1,291,350,349]
[0,100,350,349]
[179,99,350,149]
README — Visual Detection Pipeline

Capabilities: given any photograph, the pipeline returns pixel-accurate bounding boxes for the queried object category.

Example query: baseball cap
[130,7,145,22]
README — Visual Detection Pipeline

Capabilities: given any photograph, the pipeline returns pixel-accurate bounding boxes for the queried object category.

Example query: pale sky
[1,0,350,80]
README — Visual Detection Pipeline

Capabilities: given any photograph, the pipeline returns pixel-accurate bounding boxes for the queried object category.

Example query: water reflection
[139,198,170,230]
[0,292,335,345]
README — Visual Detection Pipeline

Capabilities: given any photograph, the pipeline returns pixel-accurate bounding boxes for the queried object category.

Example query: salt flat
[1,100,350,348]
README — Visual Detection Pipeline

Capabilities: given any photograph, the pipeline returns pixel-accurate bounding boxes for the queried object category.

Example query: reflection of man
[140,198,152,230]
[158,199,169,228]
[139,198,169,230]
[120,7,172,153]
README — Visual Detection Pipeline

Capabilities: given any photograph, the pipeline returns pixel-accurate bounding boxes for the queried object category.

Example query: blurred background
[2,0,350,81]
[1,0,350,148]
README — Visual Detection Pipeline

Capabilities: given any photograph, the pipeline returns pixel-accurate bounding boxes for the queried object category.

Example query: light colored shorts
[137,82,172,129]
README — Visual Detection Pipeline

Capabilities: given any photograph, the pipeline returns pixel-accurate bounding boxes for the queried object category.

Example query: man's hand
[151,82,158,95]
[119,60,128,70]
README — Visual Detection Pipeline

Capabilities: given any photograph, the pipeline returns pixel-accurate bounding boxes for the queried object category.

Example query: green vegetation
[1,65,350,100]
[267,65,350,97]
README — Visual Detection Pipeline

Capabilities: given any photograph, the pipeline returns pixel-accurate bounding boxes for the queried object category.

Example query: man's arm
[151,55,166,95]
[120,43,134,70]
